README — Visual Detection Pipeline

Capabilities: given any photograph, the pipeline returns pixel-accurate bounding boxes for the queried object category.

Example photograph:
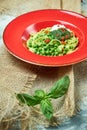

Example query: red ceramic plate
[3,9,87,67]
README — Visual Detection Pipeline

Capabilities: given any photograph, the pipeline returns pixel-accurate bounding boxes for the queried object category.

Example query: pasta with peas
[26,25,78,56]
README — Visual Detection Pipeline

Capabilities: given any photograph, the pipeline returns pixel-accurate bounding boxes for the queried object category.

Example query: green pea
[36,51,40,54]
[64,47,68,51]
[28,43,32,47]
[54,52,59,56]
[63,50,67,55]
[49,42,54,46]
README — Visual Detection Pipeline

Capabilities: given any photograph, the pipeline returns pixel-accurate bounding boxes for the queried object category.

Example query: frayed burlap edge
[0,45,75,130]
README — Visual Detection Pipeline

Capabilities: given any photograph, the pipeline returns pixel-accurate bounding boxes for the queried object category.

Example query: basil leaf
[40,99,53,120]
[47,76,70,99]
[50,29,62,40]
[16,93,40,106]
[50,28,71,40]
[34,89,46,100]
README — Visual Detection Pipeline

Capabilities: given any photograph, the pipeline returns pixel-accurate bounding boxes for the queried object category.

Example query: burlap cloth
[0,43,75,129]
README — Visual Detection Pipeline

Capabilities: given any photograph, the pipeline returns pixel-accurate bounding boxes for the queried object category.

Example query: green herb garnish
[16,75,70,120]
[50,28,72,41]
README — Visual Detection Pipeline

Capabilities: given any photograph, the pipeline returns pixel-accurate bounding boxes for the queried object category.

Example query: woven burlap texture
[0,44,75,129]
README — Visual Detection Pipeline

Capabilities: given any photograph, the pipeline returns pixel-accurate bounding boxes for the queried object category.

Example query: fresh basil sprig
[16,76,70,120]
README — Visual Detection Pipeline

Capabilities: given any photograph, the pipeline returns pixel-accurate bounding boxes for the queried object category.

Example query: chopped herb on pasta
[26,25,78,56]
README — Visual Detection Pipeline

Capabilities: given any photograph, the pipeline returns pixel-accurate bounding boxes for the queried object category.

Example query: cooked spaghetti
[27,25,78,56]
